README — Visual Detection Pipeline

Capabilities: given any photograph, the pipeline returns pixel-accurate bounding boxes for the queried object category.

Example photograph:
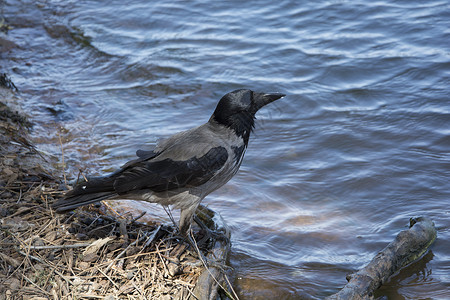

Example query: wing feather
[113,146,228,194]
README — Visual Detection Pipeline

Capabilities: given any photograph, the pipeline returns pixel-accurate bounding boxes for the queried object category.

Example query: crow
[53,89,285,235]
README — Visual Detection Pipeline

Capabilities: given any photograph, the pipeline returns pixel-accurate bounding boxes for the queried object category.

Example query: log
[191,206,233,300]
[192,236,230,300]
[327,217,437,300]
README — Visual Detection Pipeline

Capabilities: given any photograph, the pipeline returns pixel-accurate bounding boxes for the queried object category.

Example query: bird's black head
[210,89,285,144]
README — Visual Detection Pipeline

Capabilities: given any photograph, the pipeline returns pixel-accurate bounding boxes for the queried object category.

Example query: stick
[97,266,120,289]
[327,217,437,299]
[22,273,52,296]
[22,243,91,250]
[57,131,68,188]
[131,211,147,224]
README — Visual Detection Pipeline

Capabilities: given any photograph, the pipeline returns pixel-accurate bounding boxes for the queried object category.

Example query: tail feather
[53,175,117,213]
[53,192,117,212]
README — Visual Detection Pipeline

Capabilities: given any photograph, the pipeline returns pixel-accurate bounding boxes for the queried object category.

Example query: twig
[142,225,161,250]
[41,194,49,210]
[80,169,88,182]
[22,243,91,250]
[163,205,177,229]
[101,200,123,218]
[186,287,199,300]
[34,218,54,237]
[17,249,47,265]
[16,188,22,203]
[22,273,52,296]
[57,131,68,188]
[173,279,195,287]
[75,295,104,299]
[119,218,128,243]
[155,242,170,276]
[131,279,145,298]
[131,211,147,224]
[43,258,63,289]
[97,266,120,289]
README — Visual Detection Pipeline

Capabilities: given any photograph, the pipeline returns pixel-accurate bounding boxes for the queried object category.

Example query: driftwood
[191,207,234,300]
[327,217,437,300]
[191,233,231,300]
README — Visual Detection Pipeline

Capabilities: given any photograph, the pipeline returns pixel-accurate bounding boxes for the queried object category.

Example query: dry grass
[0,189,205,299]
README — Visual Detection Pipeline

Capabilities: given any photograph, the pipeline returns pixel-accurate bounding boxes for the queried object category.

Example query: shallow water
[3,0,450,298]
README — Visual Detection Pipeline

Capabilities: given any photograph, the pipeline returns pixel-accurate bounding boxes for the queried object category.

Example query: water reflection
[3,0,449,298]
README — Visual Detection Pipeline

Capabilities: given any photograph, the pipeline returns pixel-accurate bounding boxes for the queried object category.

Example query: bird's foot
[193,215,229,246]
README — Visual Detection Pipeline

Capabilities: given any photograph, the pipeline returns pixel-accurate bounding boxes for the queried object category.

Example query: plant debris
[0,18,12,34]
[0,73,18,92]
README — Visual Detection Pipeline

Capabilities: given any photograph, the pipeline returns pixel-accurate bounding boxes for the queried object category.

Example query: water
[3,0,450,298]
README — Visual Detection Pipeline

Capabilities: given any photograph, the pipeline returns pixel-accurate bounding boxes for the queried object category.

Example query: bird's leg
[179,204,198,237]
[180,205,224,241]
[178,205,214,254]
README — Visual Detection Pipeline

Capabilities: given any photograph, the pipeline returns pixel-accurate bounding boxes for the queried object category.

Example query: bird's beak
[254,92,286,110]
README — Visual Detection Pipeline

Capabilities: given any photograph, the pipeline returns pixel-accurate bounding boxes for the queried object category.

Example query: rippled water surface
[3,0,449,298]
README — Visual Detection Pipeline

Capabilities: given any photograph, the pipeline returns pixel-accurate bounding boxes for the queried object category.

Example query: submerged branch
[327,217,437,300]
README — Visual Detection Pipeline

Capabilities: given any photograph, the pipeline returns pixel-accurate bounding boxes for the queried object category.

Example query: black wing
[136,149,157,159]
[113,146,228,194]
